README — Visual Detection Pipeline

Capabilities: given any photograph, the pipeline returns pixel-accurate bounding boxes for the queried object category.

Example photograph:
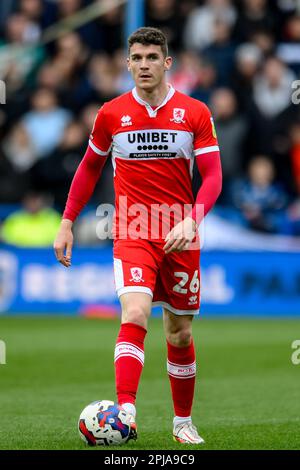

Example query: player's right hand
[53,219,73,268]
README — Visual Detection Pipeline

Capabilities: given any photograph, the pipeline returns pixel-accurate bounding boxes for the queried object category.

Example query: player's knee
[122,306,149,328]
[167,328,192,348]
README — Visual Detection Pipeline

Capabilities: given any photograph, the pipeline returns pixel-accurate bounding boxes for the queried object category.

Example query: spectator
[230,155,289,233]
[57,0,82,18]
[233,0,278,43]
[31,121,87,209]
[54,32,89,69]
[191,59,217,104]
[277,14,300,74]
[46,33,92,110]
[87,53,119,102]
[231,42,263,112]
[18,0,43,37]
[253,56,295,119]
[169,51,202,95]
[184,0,237,51]
[210,87,248,192]
[250,28,275,56]
[2,123,37,171]
[245,56,296,158]
[276,0,299,16]
[1,191,61,246]
[284,14,300,43]
[0,13,45,93]
[0,1,15,35]
[0,144,31,203]
[21,87,72,159]
[112,49,134,95]
[80,103,102,135]
[45,0,99,49]
[93,4,124,54]
[203,18,236,86]
[146,0,183,52]
[36,62,65,91]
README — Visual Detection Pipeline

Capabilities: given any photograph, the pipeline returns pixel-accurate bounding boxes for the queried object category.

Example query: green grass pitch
[0,316,299,450]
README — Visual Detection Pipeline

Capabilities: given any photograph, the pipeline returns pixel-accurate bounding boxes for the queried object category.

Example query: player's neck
[135,82,170,108]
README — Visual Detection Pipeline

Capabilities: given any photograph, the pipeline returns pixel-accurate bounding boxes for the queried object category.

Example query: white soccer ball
[78,400,131,446]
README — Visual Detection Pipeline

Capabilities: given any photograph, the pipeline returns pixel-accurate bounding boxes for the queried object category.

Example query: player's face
[127,43,172,91]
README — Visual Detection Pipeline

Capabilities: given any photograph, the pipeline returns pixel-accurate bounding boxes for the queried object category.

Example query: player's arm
[191,149,222,224]
[54,106,111,267]
[163,153,222,254]
[164,104,222,254]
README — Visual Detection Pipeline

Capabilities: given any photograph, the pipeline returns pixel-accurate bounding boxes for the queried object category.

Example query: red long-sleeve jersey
[63,86,222,239]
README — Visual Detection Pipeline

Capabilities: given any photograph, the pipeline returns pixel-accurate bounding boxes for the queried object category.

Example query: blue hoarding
[0,245,299,316]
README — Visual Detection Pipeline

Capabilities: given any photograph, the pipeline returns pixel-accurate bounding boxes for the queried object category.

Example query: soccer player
[54,27,222,444]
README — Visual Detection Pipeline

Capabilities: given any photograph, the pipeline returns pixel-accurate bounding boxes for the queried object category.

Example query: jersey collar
[132,85,175,118]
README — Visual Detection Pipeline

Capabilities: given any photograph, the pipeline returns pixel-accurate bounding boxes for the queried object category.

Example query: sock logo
[167,360,196,378]
[115,342,144,366]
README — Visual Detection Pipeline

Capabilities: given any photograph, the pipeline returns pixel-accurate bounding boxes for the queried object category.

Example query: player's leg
[164,309,204,444]
[113,239,163,435]
[163,309,203,443]
[120,291,152,328]
[115,292,152,416]
[153,243,203,443]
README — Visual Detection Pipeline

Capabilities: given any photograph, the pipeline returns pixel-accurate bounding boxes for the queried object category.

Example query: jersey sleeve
[190,102,222,224]
[193,102,219,156]
[89,104,112,156]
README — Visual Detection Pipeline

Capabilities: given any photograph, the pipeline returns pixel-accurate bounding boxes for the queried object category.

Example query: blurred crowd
[1,0,300,246]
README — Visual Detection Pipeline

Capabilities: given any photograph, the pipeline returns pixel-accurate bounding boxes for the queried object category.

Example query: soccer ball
[78,400,132,446]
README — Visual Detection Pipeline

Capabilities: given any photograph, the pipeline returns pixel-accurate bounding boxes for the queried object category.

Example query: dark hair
[128,27,168,57]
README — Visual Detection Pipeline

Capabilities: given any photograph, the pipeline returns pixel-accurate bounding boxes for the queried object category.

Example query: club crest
[170,108,186,124]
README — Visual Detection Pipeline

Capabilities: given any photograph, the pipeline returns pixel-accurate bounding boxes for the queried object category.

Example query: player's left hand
[163,217,198,254]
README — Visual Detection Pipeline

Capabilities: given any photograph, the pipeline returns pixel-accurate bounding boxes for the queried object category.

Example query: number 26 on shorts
[173,270,200,294]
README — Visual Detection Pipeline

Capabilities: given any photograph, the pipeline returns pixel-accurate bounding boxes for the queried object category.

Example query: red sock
[167,339,196,417]
[114,322,147,406]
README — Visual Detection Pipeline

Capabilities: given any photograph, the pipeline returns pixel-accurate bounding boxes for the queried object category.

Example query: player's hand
[53,219,73,267]
[163,217,198,254]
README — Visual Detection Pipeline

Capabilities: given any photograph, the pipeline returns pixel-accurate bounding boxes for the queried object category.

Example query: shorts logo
[170,108,186,124]
[130,267,144,283]
[121,115,133,127]
[188,295,198,305]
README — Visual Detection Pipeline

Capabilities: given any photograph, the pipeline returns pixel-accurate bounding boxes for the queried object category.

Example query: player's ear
[164,56,172,71]
[127,57,131,72]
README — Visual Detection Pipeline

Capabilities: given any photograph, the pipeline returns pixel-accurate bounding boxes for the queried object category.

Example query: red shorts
[113,239,200,315]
